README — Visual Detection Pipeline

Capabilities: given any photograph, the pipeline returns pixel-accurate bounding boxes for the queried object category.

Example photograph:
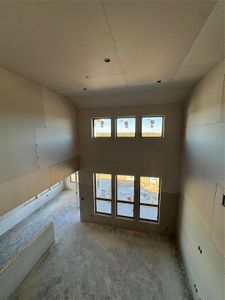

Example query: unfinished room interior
[0,1,224,299]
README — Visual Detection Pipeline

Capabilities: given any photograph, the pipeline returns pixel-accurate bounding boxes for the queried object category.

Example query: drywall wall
[0,67,79,215]
[0,181,63,236]
[78,103,183,236]
[177,61,224,300]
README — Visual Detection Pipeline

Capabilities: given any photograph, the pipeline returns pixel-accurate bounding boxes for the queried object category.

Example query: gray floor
[2,190,192,300]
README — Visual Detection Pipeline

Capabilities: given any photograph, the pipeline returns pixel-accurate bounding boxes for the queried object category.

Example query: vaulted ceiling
[0,1,223,108]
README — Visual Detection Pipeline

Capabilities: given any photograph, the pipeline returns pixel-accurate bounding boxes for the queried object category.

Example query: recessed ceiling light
[104,58,111,63]
[157,80,162,83]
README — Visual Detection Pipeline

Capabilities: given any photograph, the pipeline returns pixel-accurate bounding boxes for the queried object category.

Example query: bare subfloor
[6,191,192,300]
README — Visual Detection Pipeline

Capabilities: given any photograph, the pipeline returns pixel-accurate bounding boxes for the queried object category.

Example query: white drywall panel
[173,61,216,85]
[184,123,224,185]
[0,99,3,127]
[0,67,45,128]
[36,128,77,168]
[0,66,79,215]
[2,127,38,182]
[178,61,225,300]
[180,206,224,300]
[0,223,55,300]
[181,1,224,66]
[186,61,224,127]
[1,168,50,215]
[72,86,191,109]
[210,183,225,256]
[104,1,215,84]
[43,88,76,129]
[0,127,6,184]
[0,182,12,216]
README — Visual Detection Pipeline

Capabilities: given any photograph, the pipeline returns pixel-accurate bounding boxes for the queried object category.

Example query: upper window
[141,116,164,138]
[116,117,136,137]
[93,118,111,138]
[94,173,112,215]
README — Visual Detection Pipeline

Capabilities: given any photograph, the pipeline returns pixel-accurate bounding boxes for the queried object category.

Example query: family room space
[0,1,224,300]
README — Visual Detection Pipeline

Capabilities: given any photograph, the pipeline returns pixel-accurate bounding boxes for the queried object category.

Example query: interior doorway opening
[65,171,80,207]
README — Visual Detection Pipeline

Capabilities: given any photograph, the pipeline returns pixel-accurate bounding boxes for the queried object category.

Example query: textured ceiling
[0,0,223,108]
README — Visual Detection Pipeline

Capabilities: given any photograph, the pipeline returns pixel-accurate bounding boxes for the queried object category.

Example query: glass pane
[142,116,163,137]
[93,118,111,138]
[140,205,158,221]
[117,175,134,202]
[116,117,136,137]
[140,177,160,205]
[95,173,112,199]
[117,203,134,218]
[96,199,111,214]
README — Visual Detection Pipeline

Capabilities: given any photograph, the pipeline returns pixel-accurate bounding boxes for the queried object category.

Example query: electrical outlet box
[222,195,225,207]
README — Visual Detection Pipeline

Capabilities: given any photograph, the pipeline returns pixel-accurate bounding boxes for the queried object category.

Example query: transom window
[116,117,136,137]
[94,173,112,215]
[91,116,164,138]
[141,116,164,138]
[93,118,112,138]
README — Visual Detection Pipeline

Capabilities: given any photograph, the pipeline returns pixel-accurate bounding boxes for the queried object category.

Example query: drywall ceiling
[0,0,223,108]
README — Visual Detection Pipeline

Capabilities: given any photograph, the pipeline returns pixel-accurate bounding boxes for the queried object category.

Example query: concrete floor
[3,190,192,300]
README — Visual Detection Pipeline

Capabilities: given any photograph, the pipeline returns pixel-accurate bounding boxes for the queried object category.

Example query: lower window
[94,173,112,215]
[96,199,111,214]
[116,175,135,219]
[139,177,160,222]
[93,173,161,223]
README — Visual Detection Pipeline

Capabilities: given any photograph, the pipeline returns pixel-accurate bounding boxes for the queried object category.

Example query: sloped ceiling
[0,0,223,108]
